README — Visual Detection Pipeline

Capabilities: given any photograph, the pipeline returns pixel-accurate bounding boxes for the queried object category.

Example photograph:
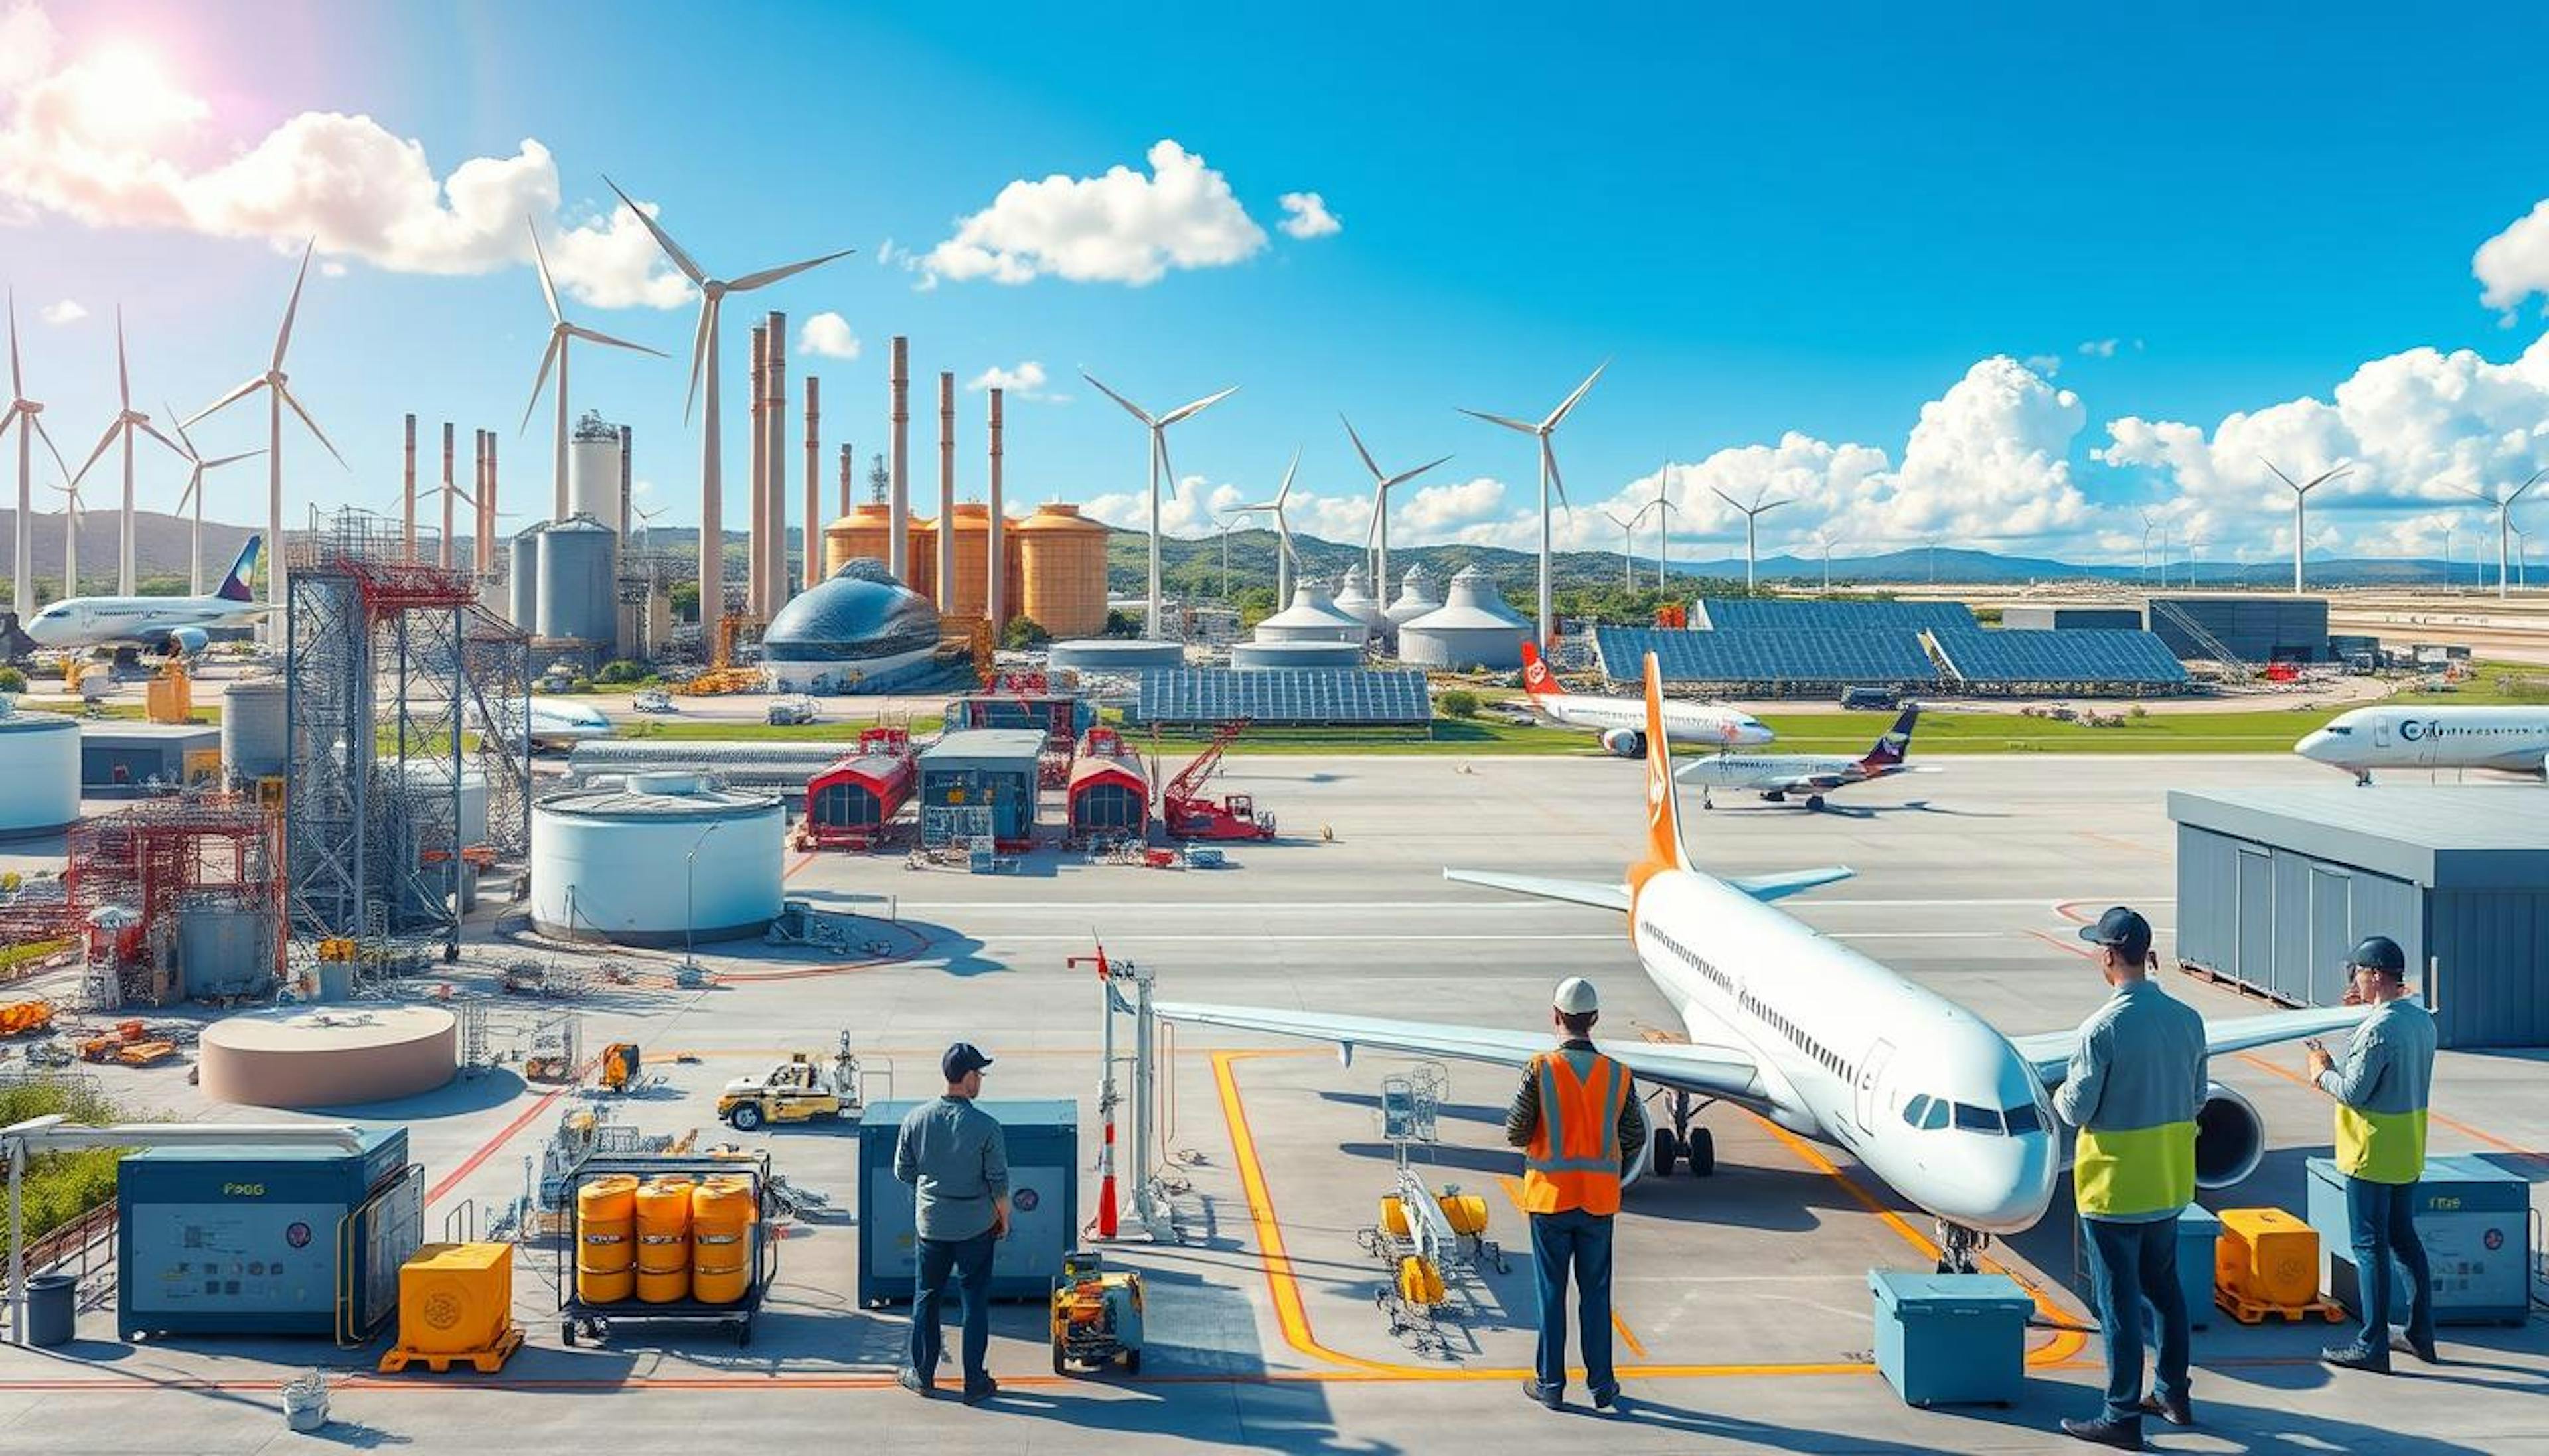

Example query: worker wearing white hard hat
[1505,976,1639,1412]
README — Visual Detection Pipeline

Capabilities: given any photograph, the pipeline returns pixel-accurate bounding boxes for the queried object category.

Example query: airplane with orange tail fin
[1157,653,2368,1270]
[1516,639,1771,756]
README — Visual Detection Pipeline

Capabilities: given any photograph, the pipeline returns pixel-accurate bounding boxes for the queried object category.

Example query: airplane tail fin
[1635,653,1694,881]
[216,536,261,603]
[1518,638,1566,697]
[1861,703,1921,768]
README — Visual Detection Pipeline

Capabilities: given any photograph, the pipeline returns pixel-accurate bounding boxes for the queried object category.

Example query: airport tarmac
[8,754,2544,1454]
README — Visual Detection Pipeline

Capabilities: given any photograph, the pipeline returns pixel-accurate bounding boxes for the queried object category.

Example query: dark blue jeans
[2084,1215,2189,1423]
[908,1229,996,1386]
[1528,1209,1615,1398]
[2345,1175,2433,1358]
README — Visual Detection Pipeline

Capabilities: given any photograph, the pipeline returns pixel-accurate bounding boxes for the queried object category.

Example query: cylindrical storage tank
[822,503,898,581]
[536,515,618,648]
[175,903,279,999]
[1231,640,1365,670]
[633,1174,694,1304]
[903,515,938,607]
[507,524,545,632]
[568,416,625,532]
[1397,566,1533,670]
[576,1175,638,1305]
[940,503,993,621]
[530,775,785,945]
[1046,638,1183,673]
[1014,503,1109,637]
[689,1175,756,1305]
[1332,565,1390,640]
[1252,579,1365,643]
[197,1006,457,1107]
[1385,563,1442,630]
[220,678,291,784]
[0,709,82,837]
[391,763,489,849]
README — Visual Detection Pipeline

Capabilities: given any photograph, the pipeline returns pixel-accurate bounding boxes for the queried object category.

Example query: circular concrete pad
[200,1005,458,1108]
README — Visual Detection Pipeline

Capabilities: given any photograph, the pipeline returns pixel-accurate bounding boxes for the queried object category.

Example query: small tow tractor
[714,1035,865,1131]
[1050,1249,1144,1376]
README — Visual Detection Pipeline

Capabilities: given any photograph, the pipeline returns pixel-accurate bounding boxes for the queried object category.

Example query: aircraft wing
[1724,865,1855,902]
[2014,1003,2375,1088]
[1154,1001,1767,1104]
[1444,865,1852,909]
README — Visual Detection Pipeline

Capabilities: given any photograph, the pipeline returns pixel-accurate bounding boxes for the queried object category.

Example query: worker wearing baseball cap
[2054,907,2208,1449]
[2308,935,2439,1374]
[893,1042,1009,1404]
[1504,976,1641,1412]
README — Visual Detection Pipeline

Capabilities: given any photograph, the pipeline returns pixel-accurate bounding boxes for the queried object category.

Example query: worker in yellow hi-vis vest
[2307,935,2439,1374]
[2052,907,2207,1451]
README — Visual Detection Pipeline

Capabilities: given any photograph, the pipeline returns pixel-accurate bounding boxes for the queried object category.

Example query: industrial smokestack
[402,414,417,562]
[748,322,769,618]
[472,429,486,576]
[937,370,955,615]
[803,374,820,591]
[889,336,909,581]
[439,422,456,570]
[765,310,787,612]
[838,443,852,519]
[988,388,1005,631]
[618,425,632,547]
[485,431,499,576]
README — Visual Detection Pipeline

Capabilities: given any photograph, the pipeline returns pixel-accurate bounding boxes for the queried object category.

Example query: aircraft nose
[1735,721,1774,746]
[1938,1133,2062,1235]
[2295,729,2333,761]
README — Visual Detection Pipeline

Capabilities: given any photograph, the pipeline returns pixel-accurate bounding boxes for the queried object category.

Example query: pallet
[2214,1289,2347,1325]
[378,1326,524,1374]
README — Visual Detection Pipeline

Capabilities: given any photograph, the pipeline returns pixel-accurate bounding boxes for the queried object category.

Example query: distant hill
[1,508,262,585]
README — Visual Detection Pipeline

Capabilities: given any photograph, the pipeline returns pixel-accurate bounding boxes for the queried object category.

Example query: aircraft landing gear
[1700,787,1715,810]
[1649,1090,1717,1178]
[1764,791,1786,803]
[1934,1220,1991,1275]
[1806,794,1827,812]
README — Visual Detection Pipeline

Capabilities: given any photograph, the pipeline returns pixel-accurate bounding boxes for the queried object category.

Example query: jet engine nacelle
[2193,1079,2266,1191]
[1619,1096,1654,1187]
[1600,728,1646,758]
[149,626,209,662]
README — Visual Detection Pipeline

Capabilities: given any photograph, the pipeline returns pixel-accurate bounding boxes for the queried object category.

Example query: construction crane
[1160,719,1276,841]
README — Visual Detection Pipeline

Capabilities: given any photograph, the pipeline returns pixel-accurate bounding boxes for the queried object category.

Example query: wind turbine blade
[5,288,19,397]
[602,177,709,285]
[0,407,14,445]
[1709,486,1746,512]
[1382,453,1453,491]
[729,248,857,293]
[521,333,562,434]
[1756,498,1791,516]
[29,415,70,483]
[177,470,200,512]
[1458,407,1539,435]
[1340,415,1385,482]
[273,238,315,372]
[1277,447,1300,508]
[69,421,119,488]
[682,297,715,424]
[2302,465,2351,494]
[187,376,266,428]
[1543,438,1572,517]
[1540,359,1609,432]
[2260,458,2301,491]
[1158,385,1237,427]
[1079,372,1156,427]
[163,400,198,459]
[526,214,564,323]
[276,383,348,469]
[116,305,131,407]
[563,323,668,358]
[133,417,187,460]
[204,449,264,470]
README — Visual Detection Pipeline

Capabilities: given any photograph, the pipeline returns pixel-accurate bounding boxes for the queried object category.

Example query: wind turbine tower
[1,293,72,619]
[1237,449,1302,608]
[2262,458,2349,595]
[1460,361,1606,650]
[1711,487,1790,591]
[70,307,188,595]
[1635,462,1679,589]
[1080,372,1238,639]
[1340,415,1449,603]
[520,216,662,525]
[165,406,258,595]
[2452,467,2547,601]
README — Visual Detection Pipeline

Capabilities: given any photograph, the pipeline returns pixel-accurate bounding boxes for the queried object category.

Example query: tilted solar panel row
[1933,628,2189,684]
[1131,668,1433,725]
[1596,626,1943,685]
[1693,597,1981,636]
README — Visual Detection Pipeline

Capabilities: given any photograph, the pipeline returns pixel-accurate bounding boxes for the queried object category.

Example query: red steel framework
[0,794,285,1003]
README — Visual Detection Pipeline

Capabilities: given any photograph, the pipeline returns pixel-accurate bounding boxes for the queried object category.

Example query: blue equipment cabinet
[859,1099,1078,1305]
[117,1126,420,1339]
[1868,1270,2033,1407]
[2305,1155,2532,1326]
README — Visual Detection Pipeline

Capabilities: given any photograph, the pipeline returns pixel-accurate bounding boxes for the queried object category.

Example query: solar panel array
[1695,597,1979,636]
[1932,628,2189,685]
[1132,668,1433,725]
[1597,626,1940,686]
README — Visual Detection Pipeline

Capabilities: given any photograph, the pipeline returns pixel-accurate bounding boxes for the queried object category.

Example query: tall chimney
[747,323,769,618]
[485,430,499,577]
[402,414,417,562]
[618,425,632,546]
[937,370,955,615]
[439,422,456,570]
[888,336,909,581]
[838,443,852,519]
[764,310,788,611]
[803,374,820,591]
[988,389,1005,632]
[471,429,486,576]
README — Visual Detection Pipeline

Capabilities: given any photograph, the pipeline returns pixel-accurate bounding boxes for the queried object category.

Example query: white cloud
[2475,198,2549,317]
[796,311,861,358]
[0,5,687,307]
[2078,338,2120,358]
[2023,353,2062,377]
[1276,191,1340,240]
[1393,474,1504,532]
[1083,473,1248,537]
[36,296,82,324]
[966,361,1048,395]
[918,139,1269,287]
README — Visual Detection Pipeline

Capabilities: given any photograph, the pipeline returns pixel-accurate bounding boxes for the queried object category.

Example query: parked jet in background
[22,536,264,661]
[1517,639,1772,755]
[492,697,615,750]
[1160,656,2364,1270]
[2296,705,2549,783]
[1675,703,1929,810]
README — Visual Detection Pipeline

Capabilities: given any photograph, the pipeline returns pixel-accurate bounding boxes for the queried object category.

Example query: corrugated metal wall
[2432,890,2549,1047]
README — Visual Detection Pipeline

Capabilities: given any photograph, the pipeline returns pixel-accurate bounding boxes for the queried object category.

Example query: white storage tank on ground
[1398,566,1531,670]
[1047,638,1184,672]
[0,707,80,837]
[537,515,617,648]
[220,677,291,783]
[1332,565,1390,641]
[1252,579,1365,644]
[531,773,783,945]
[392,762,489,849]
[508,523,546,631]
[1385,563,1442,630]
[568,413,625,532]
[1231,640,1365,669]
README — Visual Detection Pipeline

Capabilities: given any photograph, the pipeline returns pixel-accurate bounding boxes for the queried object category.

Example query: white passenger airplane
[2296,704,2549,784]
[1675,703,1933,810]
[1161,654,2366,1270]
[23,536,265,661]
[491,697,615,751]
[1517,640,1772,755]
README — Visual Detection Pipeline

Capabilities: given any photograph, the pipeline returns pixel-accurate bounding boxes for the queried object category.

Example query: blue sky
[9,0,2549,570]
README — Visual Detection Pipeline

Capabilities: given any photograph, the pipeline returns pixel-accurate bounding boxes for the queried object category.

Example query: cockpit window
[1953,1102,2003,1134]
[2324,725,2352,736]
[1902,1094,1932,1128]
[2003,1102,2043,1135]
[1920,1098,1949,1131]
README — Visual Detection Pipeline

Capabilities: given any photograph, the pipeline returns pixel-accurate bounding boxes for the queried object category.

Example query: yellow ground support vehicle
[1050,1250,1143,1375]
[714,1050,858,1131]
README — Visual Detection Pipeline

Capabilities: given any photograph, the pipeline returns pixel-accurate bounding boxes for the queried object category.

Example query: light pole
[683,821,724,974]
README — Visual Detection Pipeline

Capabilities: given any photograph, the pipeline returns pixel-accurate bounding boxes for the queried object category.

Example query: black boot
[2059,1414,2145,1450]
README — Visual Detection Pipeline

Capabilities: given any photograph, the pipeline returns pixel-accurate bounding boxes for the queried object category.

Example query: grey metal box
[858,1098,1078,1304]
[2305,1155,2532,1325]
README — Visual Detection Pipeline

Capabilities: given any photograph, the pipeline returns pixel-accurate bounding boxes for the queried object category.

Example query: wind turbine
[1600,508,1636,589]
[1080,372,1239,638]
[1,292,72,619]
[67,309,189,595]
[1460,361,1605,650]
[1711,487,1789,591]
[186,240,347,624]
[1237,449,1301,607]
[1634,463,1679,590]
[519,216,664,522]
[165,405,260,595]
[52,477,84,599]
[1340,415,1449,602]
[605,176,853,660]
[2137,508,2159,585]
[1812,528,1847,594]
[2449,467,2546,601]
[2260,457,2349,595]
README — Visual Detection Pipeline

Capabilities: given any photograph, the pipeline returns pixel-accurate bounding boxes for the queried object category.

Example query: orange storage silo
[1016,503,1109,637]
[941,504,994,621]
[822,503,897,580]
[905,514,938,605]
